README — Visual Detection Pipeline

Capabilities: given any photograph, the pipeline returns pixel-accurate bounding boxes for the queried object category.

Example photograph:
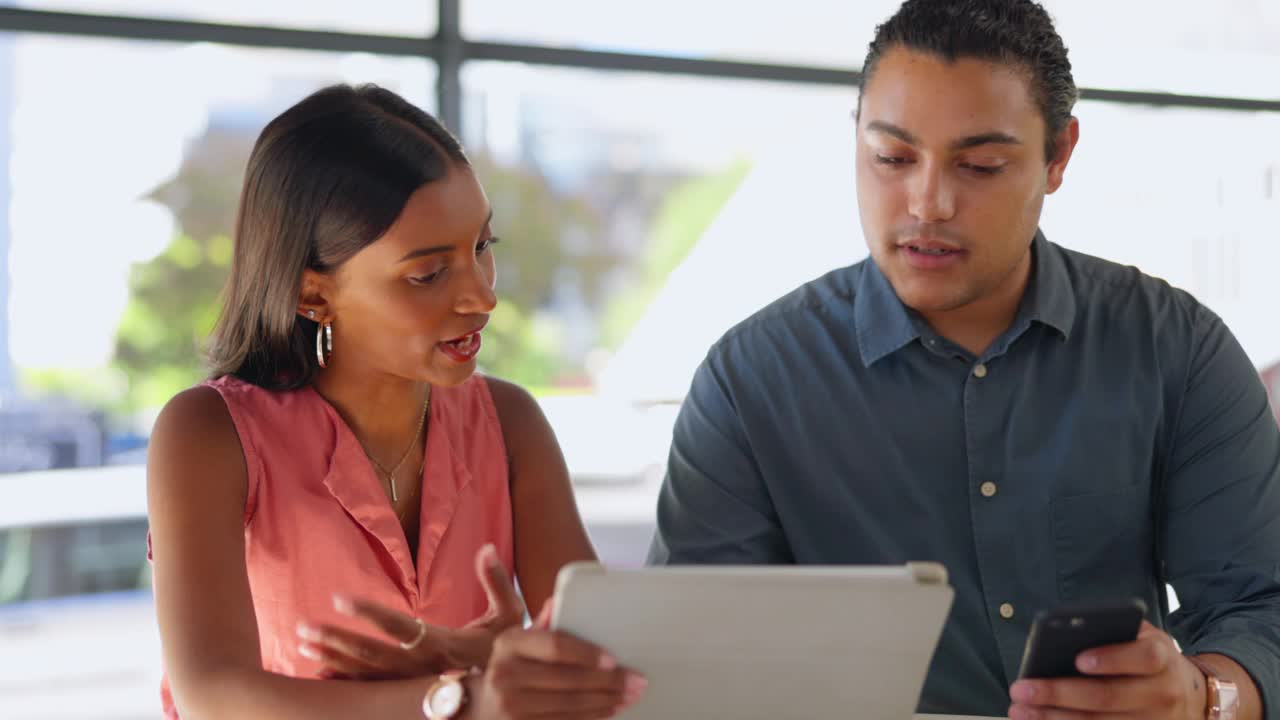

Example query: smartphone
[1017,599,1147,679]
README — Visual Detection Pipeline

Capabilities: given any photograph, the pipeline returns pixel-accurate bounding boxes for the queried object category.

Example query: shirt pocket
[1050,484,1153,604]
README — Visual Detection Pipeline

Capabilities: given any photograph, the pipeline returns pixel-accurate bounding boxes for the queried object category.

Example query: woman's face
[306,164,499,388]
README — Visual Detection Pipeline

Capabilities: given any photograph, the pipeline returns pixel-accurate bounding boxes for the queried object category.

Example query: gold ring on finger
[399,617,427,651]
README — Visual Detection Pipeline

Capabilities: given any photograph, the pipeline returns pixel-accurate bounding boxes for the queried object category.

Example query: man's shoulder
[1052,242,1206,323]
[710,259,866,355]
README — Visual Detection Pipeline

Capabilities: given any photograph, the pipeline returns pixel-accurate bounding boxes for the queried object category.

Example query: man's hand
[1008,621,1207,720]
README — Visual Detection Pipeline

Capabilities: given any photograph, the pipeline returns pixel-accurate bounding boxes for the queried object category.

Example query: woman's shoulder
[199,375,326,437]
[475,375,551,448]
[479,375,540,424]
[149,376,307,474]
[149,377,305,520]
[474,375,560,466]
[149,384,247,502]
[153,384,239,452]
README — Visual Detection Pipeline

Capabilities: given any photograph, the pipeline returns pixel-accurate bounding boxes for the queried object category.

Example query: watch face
[427,682,464,718]
[1217,681,1240,720]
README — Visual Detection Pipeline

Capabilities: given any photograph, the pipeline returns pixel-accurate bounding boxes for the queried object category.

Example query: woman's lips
[438,331,482,362]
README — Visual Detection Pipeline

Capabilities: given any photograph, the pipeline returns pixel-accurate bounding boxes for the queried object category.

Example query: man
[647,1,1280,718]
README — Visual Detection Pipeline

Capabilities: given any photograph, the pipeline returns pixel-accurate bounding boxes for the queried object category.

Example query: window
[0,2,1276,713]
[0,518,149,604]
[462,62,858,401]
[1041,0,1280,100]
[463,0,899,68]
[1042,100,1280,368]
[1,0,437,37]
[0,33,434,470]
[463,0,1280,101]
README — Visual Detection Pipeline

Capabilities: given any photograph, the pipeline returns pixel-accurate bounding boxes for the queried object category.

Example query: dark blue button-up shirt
[648,231,1280,717]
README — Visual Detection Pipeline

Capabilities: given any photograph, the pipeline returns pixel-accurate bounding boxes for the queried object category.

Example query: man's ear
[1045,116,1080,195]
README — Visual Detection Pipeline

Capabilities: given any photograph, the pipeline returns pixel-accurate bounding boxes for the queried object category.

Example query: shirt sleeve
[647,342,793,565]
[1162,304,1280,718]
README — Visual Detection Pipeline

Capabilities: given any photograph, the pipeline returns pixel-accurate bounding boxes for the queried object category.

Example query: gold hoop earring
[316,321,333,368]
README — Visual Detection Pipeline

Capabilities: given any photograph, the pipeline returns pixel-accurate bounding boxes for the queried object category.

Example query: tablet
[550,562,954,720]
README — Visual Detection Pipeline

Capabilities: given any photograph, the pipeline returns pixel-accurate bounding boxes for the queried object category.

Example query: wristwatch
[1187,656,1239,720]
[422,669,470,719]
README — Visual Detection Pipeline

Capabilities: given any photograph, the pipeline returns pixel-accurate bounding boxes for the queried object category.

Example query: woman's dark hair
[857,0,1078,160]
[207,84,468,389]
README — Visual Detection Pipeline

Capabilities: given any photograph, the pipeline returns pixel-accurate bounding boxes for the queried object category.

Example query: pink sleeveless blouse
[153,374,514,717]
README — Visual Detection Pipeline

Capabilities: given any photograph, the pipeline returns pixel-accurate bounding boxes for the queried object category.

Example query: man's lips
[897,240,966,270]
[897,238,964,253]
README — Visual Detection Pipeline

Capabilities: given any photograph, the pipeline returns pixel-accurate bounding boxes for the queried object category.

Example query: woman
[147,84,644,719]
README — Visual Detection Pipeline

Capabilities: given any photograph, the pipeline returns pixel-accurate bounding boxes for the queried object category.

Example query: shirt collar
[854,229,1076,366]
[854,256,922,367]
[1021,230,1076,342]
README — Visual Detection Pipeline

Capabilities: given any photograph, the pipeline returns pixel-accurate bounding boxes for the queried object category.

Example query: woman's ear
[297,268,334,322]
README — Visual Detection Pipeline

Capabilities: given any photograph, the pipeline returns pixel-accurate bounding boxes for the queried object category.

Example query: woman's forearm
[173,665,434,720]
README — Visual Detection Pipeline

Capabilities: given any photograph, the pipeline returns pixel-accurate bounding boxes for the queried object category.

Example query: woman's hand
[467,602,648,719]
[297,544,525,679]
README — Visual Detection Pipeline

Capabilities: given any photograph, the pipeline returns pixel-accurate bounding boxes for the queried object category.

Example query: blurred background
[0,1,1276,717]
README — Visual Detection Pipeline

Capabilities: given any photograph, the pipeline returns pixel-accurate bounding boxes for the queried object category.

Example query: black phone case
[1017,599,1147,679]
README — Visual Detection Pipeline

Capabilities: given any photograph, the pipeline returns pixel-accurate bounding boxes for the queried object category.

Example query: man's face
[855,46,1076,314]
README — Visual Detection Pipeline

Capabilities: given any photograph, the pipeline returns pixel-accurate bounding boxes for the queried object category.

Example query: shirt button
[999,603,1015,620]
[973,363,989,378]
[980,481,998,498]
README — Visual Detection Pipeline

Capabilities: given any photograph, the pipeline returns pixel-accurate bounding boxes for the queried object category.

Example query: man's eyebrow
[949,132,1022,150]
[866,120,918,145]
[865,121,1022,151]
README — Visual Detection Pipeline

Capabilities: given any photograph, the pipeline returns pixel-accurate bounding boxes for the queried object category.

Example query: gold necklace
[364,392,430,504]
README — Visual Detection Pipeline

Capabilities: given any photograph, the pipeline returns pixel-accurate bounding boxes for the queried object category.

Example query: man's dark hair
[857,0,1078,160]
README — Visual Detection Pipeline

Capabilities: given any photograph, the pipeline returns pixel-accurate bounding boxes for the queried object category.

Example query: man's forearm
[1194,653,1262,720]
